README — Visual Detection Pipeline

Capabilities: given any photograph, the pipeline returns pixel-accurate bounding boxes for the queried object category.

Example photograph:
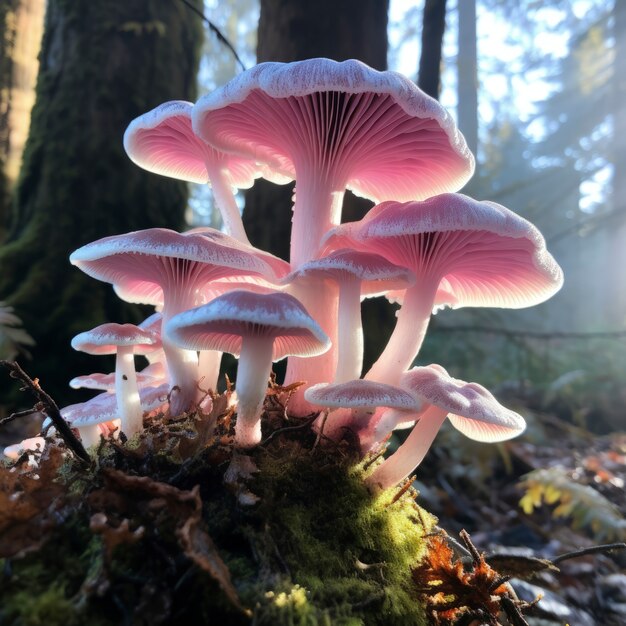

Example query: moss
[0,410,433,625]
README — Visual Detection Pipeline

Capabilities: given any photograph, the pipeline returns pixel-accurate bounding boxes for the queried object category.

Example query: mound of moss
[0,394,434,626]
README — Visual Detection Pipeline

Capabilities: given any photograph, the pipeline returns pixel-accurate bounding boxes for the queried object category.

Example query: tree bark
[610,0,626,326]
[0,0,203,407]
[0,0,45,242]
[457,0,478,158]
[417,0,447,100]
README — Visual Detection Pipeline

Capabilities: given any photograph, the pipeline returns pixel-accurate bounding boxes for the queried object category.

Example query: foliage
[519,466,626,542]
[0,302,34,360]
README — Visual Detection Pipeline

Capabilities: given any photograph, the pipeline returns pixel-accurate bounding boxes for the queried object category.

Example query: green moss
[0,416,433,625]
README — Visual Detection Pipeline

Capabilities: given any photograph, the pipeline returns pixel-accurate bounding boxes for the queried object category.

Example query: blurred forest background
[0,2,625,622]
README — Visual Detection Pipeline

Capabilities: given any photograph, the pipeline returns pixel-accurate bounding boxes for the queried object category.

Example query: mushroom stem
[77,425,102,449]
[198,349,222,393]
[234,335,274,448]
[114,346,143,436]
[284,279,338,414]
[335,278,364,384]
[204,159,251,245]
[365,279,440,385]
[290,175,344,268]
[366,405,447,491]
[161,335,200,416]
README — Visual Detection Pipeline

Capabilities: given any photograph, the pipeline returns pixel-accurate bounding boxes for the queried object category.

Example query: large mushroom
[323,193,564,385]
[193,58,474,406]
[70,228,288,415]
[165,290,330,448]
[123,101,288,244]
[365,365,526,492]
[71,323,160,437]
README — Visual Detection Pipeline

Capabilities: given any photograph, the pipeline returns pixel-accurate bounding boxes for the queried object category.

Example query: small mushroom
[71,323,160,436]
[304,379,421,441]
[166,290,330,448]
[286,250,414,383]
[365,365,526,492]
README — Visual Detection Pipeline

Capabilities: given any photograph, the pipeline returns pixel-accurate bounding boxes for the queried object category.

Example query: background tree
[0,0,45,242]
[0,0,203,407]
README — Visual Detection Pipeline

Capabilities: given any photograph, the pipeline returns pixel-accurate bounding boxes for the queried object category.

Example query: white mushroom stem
[114,346,143,436]
[365,279,440,385]
[234,335,274,448]
[204,159,251,245]
[366,405,447,492]
[358,407,418,453]
[284,279,338,415]
[77,424,103,448]
[335,278,364,384]
[198,349,222,392]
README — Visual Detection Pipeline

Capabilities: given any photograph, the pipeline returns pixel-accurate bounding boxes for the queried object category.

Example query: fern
[519,467,626,542]
[0,302,35,360]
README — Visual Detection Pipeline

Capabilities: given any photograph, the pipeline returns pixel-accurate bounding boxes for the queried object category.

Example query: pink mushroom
[70,228,288,415]
[323,193,564,385]
[193,58,474,408]
[123,101,288,244]
[165,290,330,448]
[304,379,421,441]
[365,365,526,492]
[71,323,160,437]
[285,250,414,383]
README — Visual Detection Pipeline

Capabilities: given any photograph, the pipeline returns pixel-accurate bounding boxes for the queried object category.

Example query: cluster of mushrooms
[6,59,563,492]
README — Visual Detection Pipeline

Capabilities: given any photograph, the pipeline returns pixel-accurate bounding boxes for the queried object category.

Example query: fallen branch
[0,360,90,464]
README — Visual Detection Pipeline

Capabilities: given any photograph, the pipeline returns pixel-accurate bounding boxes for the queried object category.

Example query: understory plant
[1,58,564,625]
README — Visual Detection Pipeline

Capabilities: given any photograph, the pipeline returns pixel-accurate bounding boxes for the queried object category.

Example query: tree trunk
[0,0,45,242]
[245,0,390,374]
[417,0,447,99]
[610,0,626,327]
[0,0,203,407]
[457,0,478,158]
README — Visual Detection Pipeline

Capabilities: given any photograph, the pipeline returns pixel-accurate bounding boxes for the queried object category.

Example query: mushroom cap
[71,323,160,355]
[400,364,526,442]
[165,290,331,361]
[123,100,288,187]
[305,379,421,411]
[61,384,170,427]
[193,58,474,201]
[284,249,415,297]
[323,193,564,309]
[70,228,288,307]
[69,362,167,391]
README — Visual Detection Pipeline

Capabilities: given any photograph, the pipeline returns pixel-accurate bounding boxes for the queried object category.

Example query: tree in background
[0,1,203,407]
[0,0,45,242]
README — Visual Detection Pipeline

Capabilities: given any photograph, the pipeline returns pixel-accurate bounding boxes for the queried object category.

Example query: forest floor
[1,377,625,625]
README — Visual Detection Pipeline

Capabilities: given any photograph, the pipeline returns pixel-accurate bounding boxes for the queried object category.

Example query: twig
[552,542,626,565]
[0,360,90,464]
[260,414,318,446]
[0,407,42,427]
[178,0,247,72]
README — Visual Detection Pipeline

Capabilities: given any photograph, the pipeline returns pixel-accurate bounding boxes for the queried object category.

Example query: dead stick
[552,542,626,564]
[0,360,91,464]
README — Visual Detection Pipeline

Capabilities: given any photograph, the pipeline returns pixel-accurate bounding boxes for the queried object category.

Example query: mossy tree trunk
[0,0,203,407]
[0,0,44,242]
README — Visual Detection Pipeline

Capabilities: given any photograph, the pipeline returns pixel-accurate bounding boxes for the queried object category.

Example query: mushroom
[304,379,421,441]
[193,58,474,407]
[365,365,526,492]
[323,193,564,385]
[165,290,330,448]
[70,228,288,415]
[285,250,414,383]
[71,323,160,437]
[69,362,166,392]
[123,101,288,244]
[61,384,170,447]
